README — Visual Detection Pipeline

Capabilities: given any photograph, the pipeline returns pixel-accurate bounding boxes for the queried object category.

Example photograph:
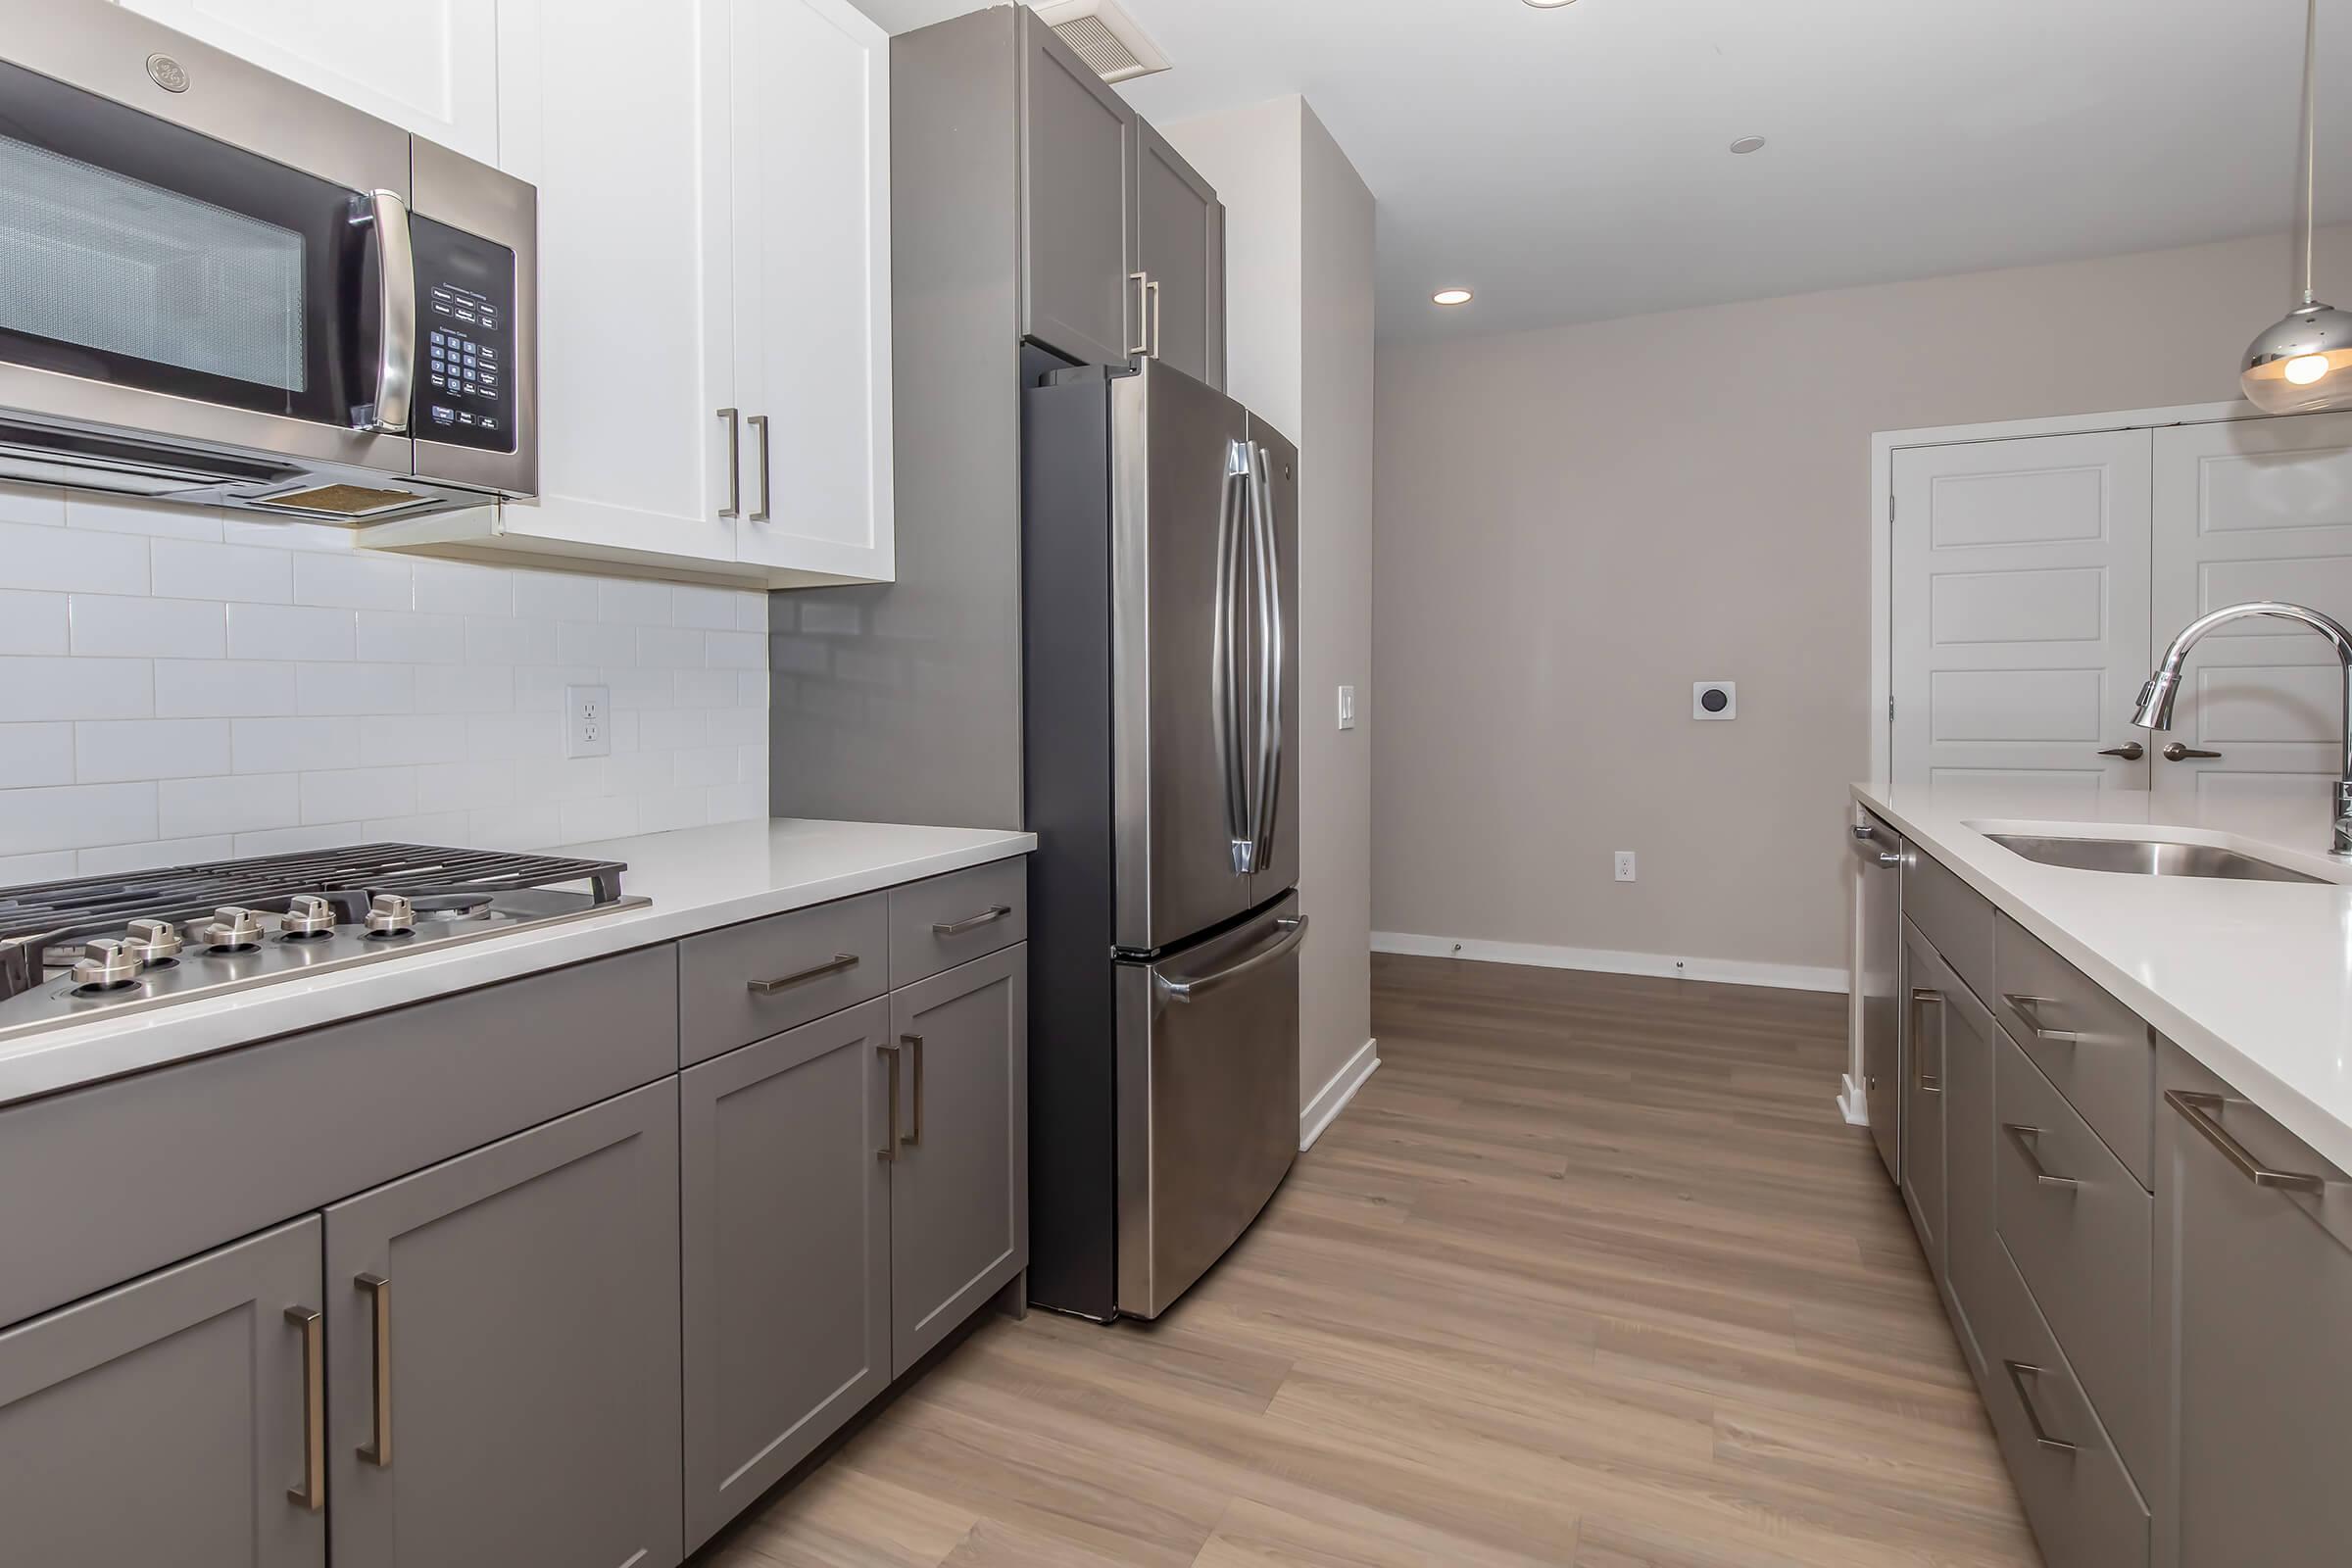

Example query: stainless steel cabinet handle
[1851,823,1876,840]
[2003,1123,2080,1190]
[932,906,1011,938]
[2167,1090,2326,1192]
[1148,278,1163,360]
[1156,916,1308,1003]
[285,1306,324,1511]
[748,954,858,994]
[716,408,742,518]
[2001,994,2081,1044]
[1910,988,1944,1092]
[2162,742,2223,761]
[747,413,772,522]
[353,190,416,435]
[903,1033,924,1147]
[2097,742,2145,760]
[2003,1361,2078,1455]
[356,1272,392,1467]
[877,1043,902,1163]
[1129,271,1151,357]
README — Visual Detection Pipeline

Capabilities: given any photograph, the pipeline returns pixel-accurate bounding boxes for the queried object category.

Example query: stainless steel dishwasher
[1852,809,1904,1183]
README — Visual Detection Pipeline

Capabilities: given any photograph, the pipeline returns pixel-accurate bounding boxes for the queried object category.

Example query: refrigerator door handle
[1247,442,1286,875]
[1215,440,1255,875]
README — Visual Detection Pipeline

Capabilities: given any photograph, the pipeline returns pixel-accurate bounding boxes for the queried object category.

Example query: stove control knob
[280,895,337,937]
[366,894,416,937]
[122,918,182,963]
[202,906,266,949]
[73,938,144,988]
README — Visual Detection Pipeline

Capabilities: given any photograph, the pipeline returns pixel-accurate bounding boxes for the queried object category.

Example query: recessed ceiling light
[1523,0,1578,7]
[1730,135,1767,155]
[1433,288,1474,306]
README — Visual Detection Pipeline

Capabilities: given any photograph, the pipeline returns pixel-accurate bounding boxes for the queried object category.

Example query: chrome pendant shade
[2242,0,2352,414]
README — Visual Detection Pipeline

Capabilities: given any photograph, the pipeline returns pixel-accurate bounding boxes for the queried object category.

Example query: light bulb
[2286,354,2331,385]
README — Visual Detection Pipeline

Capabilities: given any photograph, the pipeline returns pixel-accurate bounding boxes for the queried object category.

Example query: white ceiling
[851,0,2352,342]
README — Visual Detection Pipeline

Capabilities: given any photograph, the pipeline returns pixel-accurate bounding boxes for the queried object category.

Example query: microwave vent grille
[250,482,429,517]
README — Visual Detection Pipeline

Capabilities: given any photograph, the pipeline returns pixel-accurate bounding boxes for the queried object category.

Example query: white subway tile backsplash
[301,766,416,824]
[638,709,706,751]
[517,756,605,802]
[412,561,514,616]
[736,746,767,784]
[356,612,468,664]
[70,595,225,659]
[235,822,364,856]
[672,586,738,630]
[705,630,764,668]
[75,718,232,783]
[0,658,150,722]
[598,578,670,625]
[707,781,764,823]
[638,626,703,669]
[228,603,357,662]
[359,714,470,766]
[465,712,559,761]
[0,482,65,527]
[366,811,471,843]
[416,760,516,813]
[604,667,674,710]
[0,724,74,788]
[514,664,600,711]
[464,616,559,666]
[739,594,769,632]
[637,788,708,833]
[514,569,600,622]
[705,706,764,747]
[739,672,767,708]
[675,669,736,709]
[0,781,158,855]
[156,660,297,718]
[64,493,220,541]
[0,520,148,595]
[467,803,562,849]
[151,539,295,605]
[416,663,514,713]
[221,518,355,553]
[605,751,672,794]
[233,716,361,774]
[0,591,68,655]
[159,773,298,838]
[76,835,234,875]
[295,662,415,716]
[293,550,412,611]
[0,851,79,882]
[559,796,638,842]
[559,620,638,666]
[674,746,737,787]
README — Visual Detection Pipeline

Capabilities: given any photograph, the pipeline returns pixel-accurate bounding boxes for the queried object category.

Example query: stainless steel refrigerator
[1023,357,1303,1321]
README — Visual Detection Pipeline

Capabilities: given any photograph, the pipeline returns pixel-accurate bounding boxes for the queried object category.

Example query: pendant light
[2242,0,2352,415]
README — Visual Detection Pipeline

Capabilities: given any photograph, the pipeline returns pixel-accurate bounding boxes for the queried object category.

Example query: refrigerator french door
[1024,357,1302,1321]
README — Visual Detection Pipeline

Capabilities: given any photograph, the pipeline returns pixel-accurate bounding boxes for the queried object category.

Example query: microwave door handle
[353,190,416,435]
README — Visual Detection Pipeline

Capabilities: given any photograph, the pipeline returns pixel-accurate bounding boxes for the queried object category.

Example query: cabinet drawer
[889,859,1028,987]
[1995,1027,2153,1487]
[680,894,889,1066]
[1979,1250,2149,1568]
[1903,847,1994,1003]
[1994,914,2153,1187]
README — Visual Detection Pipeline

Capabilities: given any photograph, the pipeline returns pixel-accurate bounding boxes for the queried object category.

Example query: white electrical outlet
[1614,850,1637,882]
[565,684,612,759]
[1338,684,1357,730]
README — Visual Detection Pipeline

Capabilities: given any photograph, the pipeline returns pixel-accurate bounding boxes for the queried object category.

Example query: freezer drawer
[1115,893,1303,1319]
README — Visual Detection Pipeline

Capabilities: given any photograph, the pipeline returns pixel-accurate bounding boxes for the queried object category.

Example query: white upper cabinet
[112,0,502,163]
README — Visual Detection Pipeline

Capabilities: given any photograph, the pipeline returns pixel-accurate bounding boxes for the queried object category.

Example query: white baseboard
[1838,1072,1871,1126]
[1371,931,1848,995]
[1299,1037,1380,1152]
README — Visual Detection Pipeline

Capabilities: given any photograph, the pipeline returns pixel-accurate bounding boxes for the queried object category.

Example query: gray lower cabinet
[1926,938,1999,1377]
[1019,8,1137,368]
[2158,1042,2352,1568]
[890,945,1029,1376]
[323,1079,683,1568]
[1901,920,1948,1273]
[1134,120,1224,387]
[681,999,893,1551]
[0,1216,325,1568]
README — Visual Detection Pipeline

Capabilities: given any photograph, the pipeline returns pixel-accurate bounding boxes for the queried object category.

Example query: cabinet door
[1134,122,1224,388]
[325,1081,682,1568]
[729,0,896,583]
[890,945,1029,1375]
[114,0,501,163]
[681,1000,892,1551]
[1900,923,1948,1274]
[0,1217,324,1568]
[1934,948,1999,1378]
[490,0,739,565]
[2159,1046,2352,1568]
[1019,13,1138,368]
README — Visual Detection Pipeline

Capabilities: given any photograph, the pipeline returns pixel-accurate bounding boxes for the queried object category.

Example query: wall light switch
[566,684,612,759]
[1338,684,1357,731]
[1693,681,1737,721]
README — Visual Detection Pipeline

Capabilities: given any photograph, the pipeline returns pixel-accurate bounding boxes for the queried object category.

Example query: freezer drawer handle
[932,906,1011,938]
[749,954,859,994]
[1155,915,1308,1004]
[2167,1090,2326,1192]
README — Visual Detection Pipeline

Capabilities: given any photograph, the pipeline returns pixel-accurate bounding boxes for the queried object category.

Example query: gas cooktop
[0,843,648,1045]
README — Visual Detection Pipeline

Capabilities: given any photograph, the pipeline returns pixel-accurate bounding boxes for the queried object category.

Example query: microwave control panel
[411,215,515,453]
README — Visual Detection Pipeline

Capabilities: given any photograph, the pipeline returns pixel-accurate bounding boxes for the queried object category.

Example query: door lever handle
[2162,742,2223,761]
[2097,742,2145,760]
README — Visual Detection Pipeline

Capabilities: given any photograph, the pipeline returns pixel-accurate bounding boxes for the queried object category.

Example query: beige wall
[1167,97,1378,1122]
[1374,224,2352,975]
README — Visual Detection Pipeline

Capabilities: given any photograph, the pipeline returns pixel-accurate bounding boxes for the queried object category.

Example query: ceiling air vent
[1036,0,1169,84]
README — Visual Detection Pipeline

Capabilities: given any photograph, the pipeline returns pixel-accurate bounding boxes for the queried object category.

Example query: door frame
[1868,398,2259,786]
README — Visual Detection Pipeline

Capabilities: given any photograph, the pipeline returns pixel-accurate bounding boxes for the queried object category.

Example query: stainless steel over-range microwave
[0,1,535,521]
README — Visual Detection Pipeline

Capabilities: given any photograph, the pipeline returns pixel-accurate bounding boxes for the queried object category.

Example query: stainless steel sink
[1984,833,2328,885]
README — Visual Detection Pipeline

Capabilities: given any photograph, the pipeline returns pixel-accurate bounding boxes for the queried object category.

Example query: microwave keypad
[409,215,515,454]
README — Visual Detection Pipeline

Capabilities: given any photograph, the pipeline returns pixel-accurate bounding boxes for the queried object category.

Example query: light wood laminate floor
[698,955,2040,1568]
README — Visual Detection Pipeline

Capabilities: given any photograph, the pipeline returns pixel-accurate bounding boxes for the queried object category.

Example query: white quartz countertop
[1855,779,2352,1171]
[0,818,1034,1110]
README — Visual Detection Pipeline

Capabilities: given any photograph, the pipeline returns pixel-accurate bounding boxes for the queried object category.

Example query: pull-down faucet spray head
[2131,666,2181,731]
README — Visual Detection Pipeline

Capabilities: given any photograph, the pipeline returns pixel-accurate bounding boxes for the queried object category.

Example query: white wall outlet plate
[565,684,612,759]
[1338,684,1357,731]
[1613,850,1637,882]
[1693,681,1737,720]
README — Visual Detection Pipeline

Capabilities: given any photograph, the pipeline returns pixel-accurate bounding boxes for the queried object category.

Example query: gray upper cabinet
[681,1000,893,1551]
[323,1080,683,1568]
[0,1216,325,1568]
[1019,12,1137,370]
[2158,1041,2352,1568]
[890,945,1030,1375]
[1901,920,1949,1275]
[1134,120,1225,387]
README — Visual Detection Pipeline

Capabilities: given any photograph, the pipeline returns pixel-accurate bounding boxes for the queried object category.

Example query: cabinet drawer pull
[878,1043,903,1162]
[1910,988,1943,1092]
[2003,1123,2080,1190]
[748,954,858,994]
[2167,1090,2326,1192]
[716,408,741,518]
[2002,994,2081,1044]
[2003,1361,2078,1455]
[357,1272,392,1467]
[285,1305,324,1511]
[1129,271,1151,357]
[932,905,1011,938]
[903,1032,925,1146]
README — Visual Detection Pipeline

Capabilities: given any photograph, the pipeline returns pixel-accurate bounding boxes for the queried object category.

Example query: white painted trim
[1299,1037,1379,1151]
[1866,397,2260,787]
[1372,932,1847,995]
[1838,1071,1871,1127]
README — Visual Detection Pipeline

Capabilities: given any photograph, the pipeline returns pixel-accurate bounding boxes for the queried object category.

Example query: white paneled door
[2150,413,2352,816]
[1891,430,2154,795]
